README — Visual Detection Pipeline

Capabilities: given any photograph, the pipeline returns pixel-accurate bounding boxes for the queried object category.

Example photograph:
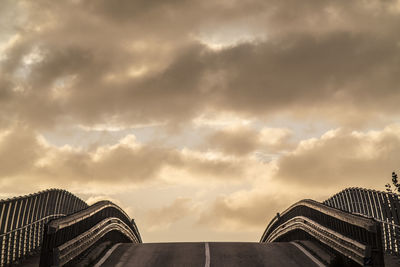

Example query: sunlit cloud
[1,0,398,242]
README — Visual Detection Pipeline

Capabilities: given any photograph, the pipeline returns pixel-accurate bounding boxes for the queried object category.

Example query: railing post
[17,198,26,261]
[7,200,17,265]
[24,196,33,257]
[348,188,356,213]
[29,195,38,254]
[12,199,23,263]
[0,201,8,267]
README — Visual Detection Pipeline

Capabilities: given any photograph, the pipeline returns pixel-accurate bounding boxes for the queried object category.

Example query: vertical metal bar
[36,194,42,251]
[66,193,71,214]
[386,193,396,255]
[35,193,45,250]
[349,188,358,213]
[32,194,40,252]
[48,191,56,218]
[31,194,39,252]
[23,196,33,256]
[42,191,49,217]
[329,197,334,207]
[12,199,23,263]
[0,202,4,267]
[332,195,338,209]
[361,189,373,217]
[71,196,77,213]
[52,190,59,215]
[381,192,391,222]
[372,191,384,221]
[0,201,10,267]
[392,194,400,255]
[54,190,60,216]
[367,190,377,218]
[341,189,349,212]
[396,227,399,255]
[17,198,27,261]
[325,197,331,206]
[379,192,391,253]
[388,194,399,225]
[28,195,38,254]
[368,190,377,218]
[0,202,5,234]
[60,191,66,214]
[57,191,63,215]
[336,194,341,209]
[39,192,50,247]
[346,189,353,212]
[339,192,347,211]
[377,192,386,221]
[358,189,366,215]
[355,188,365,215]
[324,198,330,207]
[390,193,400,225]
[5,200,16,265]
[336,193,343,210]
[55,190,62,215]
[358,188,365,214]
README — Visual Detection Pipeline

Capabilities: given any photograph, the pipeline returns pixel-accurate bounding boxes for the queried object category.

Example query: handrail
[260,199,379,242]
[56,218,136,266]
[260,199,384,266]
[48,201,130,231]
[0,214,65,238]
[40,200,142,267]
[268,217,368,264]
[324,187,400,256]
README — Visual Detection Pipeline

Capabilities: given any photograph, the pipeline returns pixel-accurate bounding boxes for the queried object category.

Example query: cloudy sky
[1,0,400,242]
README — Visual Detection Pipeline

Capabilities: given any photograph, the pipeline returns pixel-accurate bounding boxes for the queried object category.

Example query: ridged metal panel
[324,187,400,256]
[40,200,142,267]
[260,199,383,266]
[0,189,88,266]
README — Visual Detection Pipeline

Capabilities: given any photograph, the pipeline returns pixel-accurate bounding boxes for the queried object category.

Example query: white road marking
[290,242,326,267]
[204,242,211,267]
[94,243,122,267]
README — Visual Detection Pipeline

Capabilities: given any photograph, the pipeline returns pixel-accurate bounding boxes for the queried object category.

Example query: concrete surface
[96,242,322,267]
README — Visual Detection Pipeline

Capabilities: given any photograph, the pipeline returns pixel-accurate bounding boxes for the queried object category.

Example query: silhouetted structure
[260,199,384,266]
[0,189,87,266]
[324,188,400,257]
[261,187,400,266]
[39,200,142,266]
[1,187,399,266]
[0,189,141,267]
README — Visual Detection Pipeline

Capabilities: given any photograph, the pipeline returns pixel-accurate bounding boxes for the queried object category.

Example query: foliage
[385,172,400,194]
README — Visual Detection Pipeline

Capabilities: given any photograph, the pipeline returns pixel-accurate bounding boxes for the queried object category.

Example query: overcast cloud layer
[1,0,400,242]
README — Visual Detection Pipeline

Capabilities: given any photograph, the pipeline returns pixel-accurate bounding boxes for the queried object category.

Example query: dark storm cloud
[2,0,400,129]
[204,126,293,156]
[206,127,260,156]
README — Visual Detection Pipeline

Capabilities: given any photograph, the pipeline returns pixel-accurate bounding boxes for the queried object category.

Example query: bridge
[0,188,399,266]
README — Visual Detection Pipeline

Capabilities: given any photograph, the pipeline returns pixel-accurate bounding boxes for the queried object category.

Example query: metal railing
[260,199,384,266]
[324,187,400,256]
[40,200,142,266]
[0,189,88,267]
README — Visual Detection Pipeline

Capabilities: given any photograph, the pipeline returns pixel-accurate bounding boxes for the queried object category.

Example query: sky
[1,0,400,242]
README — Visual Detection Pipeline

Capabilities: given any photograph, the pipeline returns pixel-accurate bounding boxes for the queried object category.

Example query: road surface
[96,242,324,267]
